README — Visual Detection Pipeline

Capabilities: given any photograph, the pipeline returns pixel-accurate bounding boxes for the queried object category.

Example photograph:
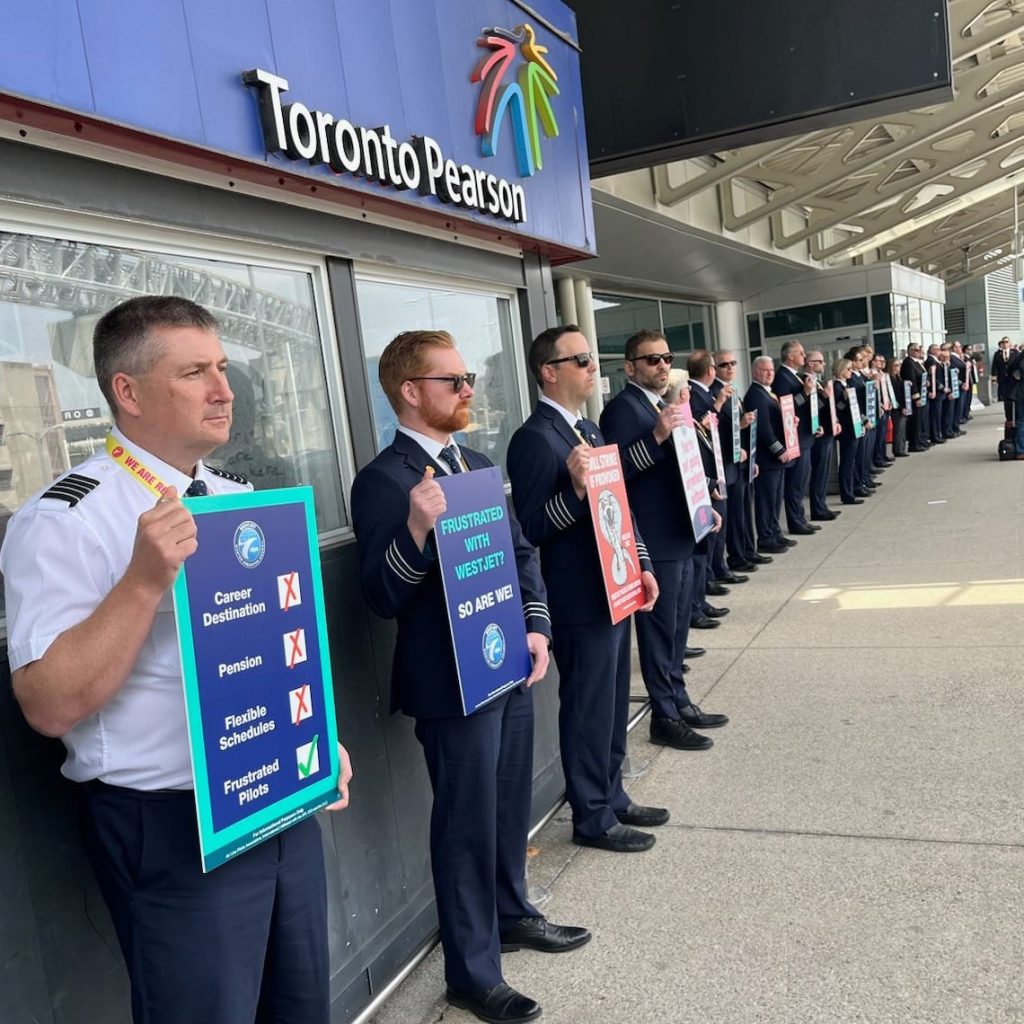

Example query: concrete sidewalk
[373,404,1024,1024]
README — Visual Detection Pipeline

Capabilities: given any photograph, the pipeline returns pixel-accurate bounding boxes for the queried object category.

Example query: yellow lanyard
[105,434,172,499]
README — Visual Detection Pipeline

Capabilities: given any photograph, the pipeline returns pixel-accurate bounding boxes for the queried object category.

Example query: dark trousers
[710,493,729,579]
[873,412,889,464]
[941,395,956,437]
[809,435,833,516]
[81,784,329,1024]
[726,472,756,566]
[1004,398,1014,423]
[635,556,693,720]
[909,404,926,448]
[929,396,943,441]
[892,412,907,455]
[552,619,631,837]
[959,387,971,424]
[854,433,872,490]
[783,448,812,530]
[690,549,709,621]
[838,435,858,502]
[415,687,537,992]
[754,468,785,546]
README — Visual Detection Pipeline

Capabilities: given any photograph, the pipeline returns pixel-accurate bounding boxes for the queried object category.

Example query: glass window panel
[870,293,893,330]
[661,301,696,352]
[920,299,933,331]
[747,314,762,349]
[895,330,910,353]
[355,278,522,470]
[763,298,868,338]
[872,331,894,358]
[908,297,922,330]
[0,229,344,635]
[593,294,661,355]
[893,295,910,330]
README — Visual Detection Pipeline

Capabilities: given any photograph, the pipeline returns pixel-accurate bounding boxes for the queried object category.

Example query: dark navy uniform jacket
[743,382,787,471]
[599,382,696,562]
[351,431,551,720]
[506,403,652,626]
[772,365,815,451]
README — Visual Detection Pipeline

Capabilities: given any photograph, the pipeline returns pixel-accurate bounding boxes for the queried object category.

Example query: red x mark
[291,684,311,725]
[286,628,305,669]
[281,571,299,611]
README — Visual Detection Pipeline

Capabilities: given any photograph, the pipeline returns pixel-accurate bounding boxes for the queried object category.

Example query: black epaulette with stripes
[40,473,101,507]
[207,466,250,485]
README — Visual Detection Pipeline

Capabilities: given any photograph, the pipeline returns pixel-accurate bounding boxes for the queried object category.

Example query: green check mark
[298,734,319,779]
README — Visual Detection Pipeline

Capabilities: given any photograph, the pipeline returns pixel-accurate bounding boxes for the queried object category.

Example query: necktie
[574,419,593,446]
[438,445,462,474]
[184,479,208,497]
[656,399,667,411]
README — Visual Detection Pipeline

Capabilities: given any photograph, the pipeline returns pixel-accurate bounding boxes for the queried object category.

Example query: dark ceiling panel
[565,0,952,176]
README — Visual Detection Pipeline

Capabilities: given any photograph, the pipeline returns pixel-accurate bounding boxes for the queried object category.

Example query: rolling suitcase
[998,438,1016,461]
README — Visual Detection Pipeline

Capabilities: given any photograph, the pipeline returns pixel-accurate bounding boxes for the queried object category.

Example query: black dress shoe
[748,553,773,564]
[706,581,730,597]
[685,646,706,657]
[573,822,656,852]
[616,802,670,827]
[719,572,749,584]
[703,605,730,618]
[649,716,713,750]
[894,451,910,457]
[682,663,690,674]
[733,562,758,572]
[499,916,592,953]
[691,615,721,629]
[809,512,837,522]
[757,542,787,554]
[854,489,872,498]
[782,537,798,547]
[842,497,865,505]
[679,703,729,729]
[446,983,542,1024]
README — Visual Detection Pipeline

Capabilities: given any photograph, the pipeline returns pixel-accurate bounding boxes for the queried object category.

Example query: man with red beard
[351,330,588,1024]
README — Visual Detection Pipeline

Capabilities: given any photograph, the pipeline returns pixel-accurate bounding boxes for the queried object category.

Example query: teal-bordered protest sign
[172,486,339,872]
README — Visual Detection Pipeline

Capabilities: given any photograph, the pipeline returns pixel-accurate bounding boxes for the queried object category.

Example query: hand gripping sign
[672,400,716,544]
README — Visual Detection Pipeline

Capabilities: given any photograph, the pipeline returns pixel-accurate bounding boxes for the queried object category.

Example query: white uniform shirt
[1,427,251,790]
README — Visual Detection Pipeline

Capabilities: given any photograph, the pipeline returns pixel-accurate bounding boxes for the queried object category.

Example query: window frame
[0,203,356,549]
[351,262,532,462]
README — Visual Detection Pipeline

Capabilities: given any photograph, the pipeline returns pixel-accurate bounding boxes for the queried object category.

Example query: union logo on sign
[234,520,266,568]
[481,622,506,670]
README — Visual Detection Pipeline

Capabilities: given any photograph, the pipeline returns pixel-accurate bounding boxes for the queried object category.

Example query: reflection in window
[355,278,524,469]
[594,295,660,355]
[0,230,345,633]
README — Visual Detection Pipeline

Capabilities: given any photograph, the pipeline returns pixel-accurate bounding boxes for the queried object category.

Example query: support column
[714,300,750,392]
[572,277,604,420]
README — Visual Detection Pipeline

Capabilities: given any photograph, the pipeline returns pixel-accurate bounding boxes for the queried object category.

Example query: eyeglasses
[545,352,595,368]
[407,373,477,392]
[628,353,675,367]
[715,360,737,368]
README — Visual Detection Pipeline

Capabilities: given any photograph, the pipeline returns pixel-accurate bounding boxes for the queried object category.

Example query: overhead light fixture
[962,247,971,274]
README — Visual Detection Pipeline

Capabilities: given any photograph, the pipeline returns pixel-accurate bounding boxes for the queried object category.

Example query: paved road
[375,404,1024,1024]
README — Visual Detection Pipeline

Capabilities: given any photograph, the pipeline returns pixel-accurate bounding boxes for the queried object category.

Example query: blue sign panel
[172,487,340,871]
[0,0,594,255]
[434,467,532,715]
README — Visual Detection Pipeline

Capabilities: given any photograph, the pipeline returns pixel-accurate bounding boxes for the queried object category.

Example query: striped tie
[438,446,462,474]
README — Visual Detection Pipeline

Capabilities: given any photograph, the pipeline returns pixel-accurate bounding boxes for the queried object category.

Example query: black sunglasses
[546,352,595,368]
[407,373,477,392]
[716,360,737,368]
[629,352,674,367]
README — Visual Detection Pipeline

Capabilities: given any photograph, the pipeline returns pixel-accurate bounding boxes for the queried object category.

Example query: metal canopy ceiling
[651,0,1024,289]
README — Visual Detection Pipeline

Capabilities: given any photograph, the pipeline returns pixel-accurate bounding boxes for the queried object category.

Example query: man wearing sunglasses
[601,329,728,752]
[352,330,589,1024]
[507,325,665,854]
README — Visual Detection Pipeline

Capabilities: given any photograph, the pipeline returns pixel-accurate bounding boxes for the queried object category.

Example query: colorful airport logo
[234,520,266,568]
[481,623,507,670]
[472,24,559,177]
